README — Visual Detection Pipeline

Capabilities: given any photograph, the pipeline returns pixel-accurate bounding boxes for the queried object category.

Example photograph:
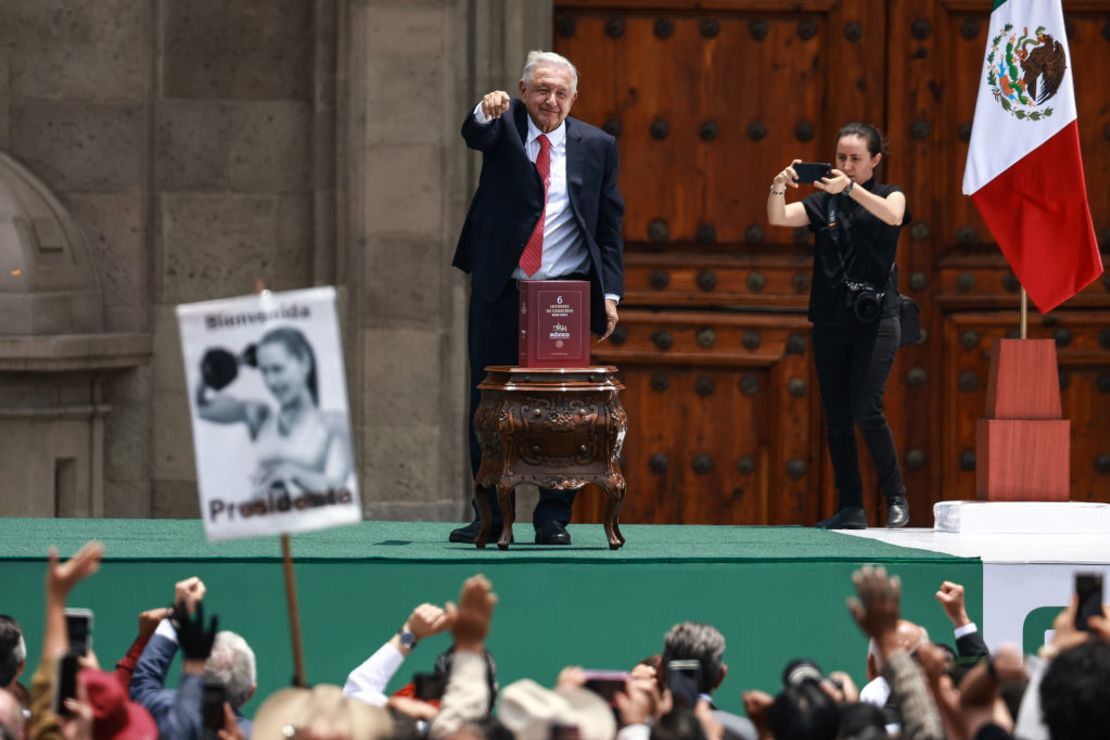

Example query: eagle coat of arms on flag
[986,23,1067,121]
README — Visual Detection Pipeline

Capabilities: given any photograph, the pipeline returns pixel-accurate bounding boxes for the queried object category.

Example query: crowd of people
[2,542,1109,740]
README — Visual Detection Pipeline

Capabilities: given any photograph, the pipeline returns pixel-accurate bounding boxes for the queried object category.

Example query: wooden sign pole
[255,277,307,687]
[281,533,307,687]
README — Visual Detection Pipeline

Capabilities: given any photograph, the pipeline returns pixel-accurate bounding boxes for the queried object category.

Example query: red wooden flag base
[976,338,1069,500]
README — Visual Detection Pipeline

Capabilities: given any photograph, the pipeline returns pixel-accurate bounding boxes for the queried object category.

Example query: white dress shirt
[472,103,619,303]
[343,641,405,707]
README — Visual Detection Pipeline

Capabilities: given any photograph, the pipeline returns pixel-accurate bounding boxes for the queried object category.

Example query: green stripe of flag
[992,0,1007,10]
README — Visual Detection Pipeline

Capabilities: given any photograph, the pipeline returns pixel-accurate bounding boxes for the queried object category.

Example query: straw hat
[499,680,616,740]
[252,684,393,739]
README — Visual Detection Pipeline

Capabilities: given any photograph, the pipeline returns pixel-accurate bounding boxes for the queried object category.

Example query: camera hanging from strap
[826,195,885,322]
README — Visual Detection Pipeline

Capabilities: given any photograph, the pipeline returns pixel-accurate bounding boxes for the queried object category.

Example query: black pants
[811,316,905,509]
[467,281,575,528]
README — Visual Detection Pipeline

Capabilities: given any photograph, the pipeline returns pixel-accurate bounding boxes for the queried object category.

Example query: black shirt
[801,178,910,327]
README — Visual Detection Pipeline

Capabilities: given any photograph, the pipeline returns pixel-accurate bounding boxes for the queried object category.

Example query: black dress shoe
[816,507,868,530]
[534,521,571,545]
[886,495,909,528]
[448,520,512,544]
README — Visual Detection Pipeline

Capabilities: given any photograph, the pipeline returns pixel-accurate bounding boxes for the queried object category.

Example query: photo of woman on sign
[195,326,352,497]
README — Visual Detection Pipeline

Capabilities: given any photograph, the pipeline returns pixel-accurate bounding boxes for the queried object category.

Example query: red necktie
[518,134,551,277]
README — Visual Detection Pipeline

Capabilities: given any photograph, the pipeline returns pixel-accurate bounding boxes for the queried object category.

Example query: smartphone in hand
[54,653,79,716]
[793,162,833,184]
[202,681,229,740]
[665,659,702,709]
[1075,572,1104,631]
[582,670,628,706]
[64,608,93,657]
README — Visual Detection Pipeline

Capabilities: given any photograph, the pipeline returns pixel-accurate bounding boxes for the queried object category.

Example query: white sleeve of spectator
[429,652,488,739]
[616,724,651,740]
[342,642,405,707]
[154,619,178,643]
[953,622,978,639]
[473,103,491,125]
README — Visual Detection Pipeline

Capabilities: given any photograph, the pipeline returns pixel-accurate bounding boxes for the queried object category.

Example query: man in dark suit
[449,51,624,545]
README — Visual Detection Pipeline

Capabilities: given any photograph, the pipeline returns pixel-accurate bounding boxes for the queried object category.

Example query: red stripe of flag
[971,121,1103,312]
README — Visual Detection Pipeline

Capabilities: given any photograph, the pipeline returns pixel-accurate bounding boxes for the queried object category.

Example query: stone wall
[0,0,156,516]
[0,0,552,521]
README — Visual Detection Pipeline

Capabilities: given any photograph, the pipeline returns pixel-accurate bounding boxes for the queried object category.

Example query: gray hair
[521,50,578,92]
[204,631,257,709]
[662,621,726,694]
[0,616,24,687]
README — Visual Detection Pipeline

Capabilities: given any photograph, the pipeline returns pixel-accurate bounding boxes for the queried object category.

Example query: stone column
[339,0,551,520]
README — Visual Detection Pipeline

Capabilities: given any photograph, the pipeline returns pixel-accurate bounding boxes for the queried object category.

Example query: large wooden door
[555,0,1110,525]
[885,0,1110,508]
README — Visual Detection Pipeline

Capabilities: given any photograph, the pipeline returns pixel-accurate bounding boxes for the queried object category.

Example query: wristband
[844,180,855,196]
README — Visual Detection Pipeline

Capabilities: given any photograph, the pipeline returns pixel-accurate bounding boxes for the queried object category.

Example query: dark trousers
[467,281,575,528]
[811,316,905,509]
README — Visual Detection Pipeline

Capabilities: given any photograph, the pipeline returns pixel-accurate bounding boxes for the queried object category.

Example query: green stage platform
[0,519,981,717]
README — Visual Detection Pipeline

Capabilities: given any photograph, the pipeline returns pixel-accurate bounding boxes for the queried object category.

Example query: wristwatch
[398,629,418,650]
[844,180,855,196]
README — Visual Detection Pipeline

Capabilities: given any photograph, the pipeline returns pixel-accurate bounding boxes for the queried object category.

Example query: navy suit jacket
[452,99,624,336]
[130,632,253,739]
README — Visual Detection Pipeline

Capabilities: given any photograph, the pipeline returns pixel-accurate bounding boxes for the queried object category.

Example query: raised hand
[935,581,972,627]
[847,565,902,647]
[405,603,451,641]
[177,601,219,662]
[556,666,587,691]
[46,542,104,601]
[445,574,497,653]
[481,90,511,119]
[614,677,663,727]
[174,577,206,616]
[1087,604,1110,644]
[815,169,853,194]
[1048,596,1089,655]
[772,159,802,190]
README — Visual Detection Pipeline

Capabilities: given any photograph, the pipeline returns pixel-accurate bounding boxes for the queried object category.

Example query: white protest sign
[176,287,361,540]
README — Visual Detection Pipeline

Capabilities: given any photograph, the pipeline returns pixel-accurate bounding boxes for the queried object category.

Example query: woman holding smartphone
[766,123,910,530]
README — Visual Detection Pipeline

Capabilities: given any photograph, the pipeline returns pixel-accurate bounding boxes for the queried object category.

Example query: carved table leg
[474,485,492,550]
[496,483,516,551]
[612,484,627,547]
[601,485,626,550]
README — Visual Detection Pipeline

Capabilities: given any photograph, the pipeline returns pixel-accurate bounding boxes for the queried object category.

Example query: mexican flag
[962,0,1102,313]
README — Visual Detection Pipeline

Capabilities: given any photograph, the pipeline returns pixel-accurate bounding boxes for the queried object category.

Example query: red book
[518,280,590,368]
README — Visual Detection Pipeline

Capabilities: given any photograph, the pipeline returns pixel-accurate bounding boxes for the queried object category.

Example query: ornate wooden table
[473,365,628,550]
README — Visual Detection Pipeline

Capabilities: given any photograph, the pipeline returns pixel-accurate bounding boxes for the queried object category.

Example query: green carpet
[0,518,966,563]
[0,519,980,718]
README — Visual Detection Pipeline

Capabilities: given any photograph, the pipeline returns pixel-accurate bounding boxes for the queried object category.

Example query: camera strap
[827,193,895,289]
[826,194,857,283]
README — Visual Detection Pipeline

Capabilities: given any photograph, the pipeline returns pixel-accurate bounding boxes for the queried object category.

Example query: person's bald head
[866,620,929,679]
[893,620,928,652]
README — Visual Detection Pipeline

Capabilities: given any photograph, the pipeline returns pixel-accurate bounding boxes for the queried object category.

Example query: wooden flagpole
[1020,287,1028,339]
[255,278,307,687]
